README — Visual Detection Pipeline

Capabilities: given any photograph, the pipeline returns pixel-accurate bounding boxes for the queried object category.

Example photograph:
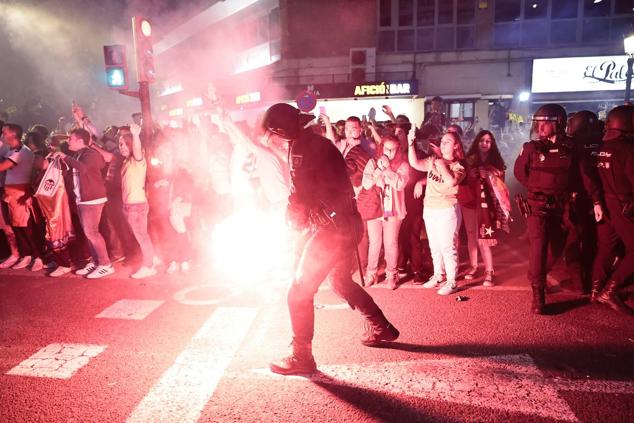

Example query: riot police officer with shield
[262,103,399,376]
[514,104,602,314]
[591,105,634,314]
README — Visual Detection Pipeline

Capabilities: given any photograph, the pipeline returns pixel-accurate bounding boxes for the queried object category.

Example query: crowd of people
[0,98,631,318]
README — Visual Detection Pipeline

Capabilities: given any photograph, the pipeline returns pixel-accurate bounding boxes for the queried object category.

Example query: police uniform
[514,135,575,312]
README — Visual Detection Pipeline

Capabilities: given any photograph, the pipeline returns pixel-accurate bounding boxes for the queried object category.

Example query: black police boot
[590,280,603,304]
[597,280,634,315]
[270,339,317,376]
[531,285,545,315]
[361,314,400,347]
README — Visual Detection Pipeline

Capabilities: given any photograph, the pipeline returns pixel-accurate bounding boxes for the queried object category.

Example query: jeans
[123,202,154,268]
[366,217,403,276]
[423,205,461,282]
[77,203,110,266]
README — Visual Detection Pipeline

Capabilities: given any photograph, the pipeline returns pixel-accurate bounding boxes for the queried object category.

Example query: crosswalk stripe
[126,307,258,423]
[96,299,165,320]
[6,343,107,379]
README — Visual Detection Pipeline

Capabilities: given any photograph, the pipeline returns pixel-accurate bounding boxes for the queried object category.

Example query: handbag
[35,157,63,198]
[357,185,383,221]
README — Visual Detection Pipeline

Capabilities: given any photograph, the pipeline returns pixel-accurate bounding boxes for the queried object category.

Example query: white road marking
[172,284,239,306]
[126,307,257,423]
[248,354,634,422]
[95,299,164,320]
[6,343,106,379]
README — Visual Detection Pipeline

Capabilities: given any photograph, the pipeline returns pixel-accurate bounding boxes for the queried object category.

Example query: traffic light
[103,45,128,90]
[132,16,155,83]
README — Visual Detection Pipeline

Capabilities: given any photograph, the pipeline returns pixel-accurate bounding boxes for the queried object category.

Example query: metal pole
[138,81,153,146]
[625,56,634,104]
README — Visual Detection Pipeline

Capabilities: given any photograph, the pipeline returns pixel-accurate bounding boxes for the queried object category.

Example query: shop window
[495,0,521,22]
[521,20,548,46]
[438,1,454,24]
[457,0,476,24]
[550,20,577,44]
[582,18,610,42]
[449,102,474,122]
[583,0,610,17]
[416,28,434,50]
[456,26,475,48]
[435,27,455,50]
[494,22,521,46]
[397,29,416,50]
[380,0,393,26]
[615,0,634,15]
[524,0,548,20]
[551,0,578,19]
[417,0,435,25]
[610,17,634,40]
[378,30,396,51]
[399,0,414,26]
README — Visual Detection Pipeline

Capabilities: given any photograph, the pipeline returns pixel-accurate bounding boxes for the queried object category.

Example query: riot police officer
[591,105,634,314]
[514,104,602,314]
[565,111,603,293]
[262,103,399,376]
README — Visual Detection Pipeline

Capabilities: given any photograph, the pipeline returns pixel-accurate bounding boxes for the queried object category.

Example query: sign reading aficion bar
[353,81,413,97]
[532,56,629,93]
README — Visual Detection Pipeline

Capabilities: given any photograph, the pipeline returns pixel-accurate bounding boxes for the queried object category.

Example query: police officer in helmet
[591,105,634,314]
[262,103,399,376]
[514,104,602,314]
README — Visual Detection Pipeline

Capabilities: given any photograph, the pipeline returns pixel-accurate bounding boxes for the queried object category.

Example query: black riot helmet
[603,105,634,142]
[530,103,567,141]
[261,103,315,140]
[566,110,599,139]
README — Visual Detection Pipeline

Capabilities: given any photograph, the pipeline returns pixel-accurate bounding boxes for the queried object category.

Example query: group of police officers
[257,101,633,376]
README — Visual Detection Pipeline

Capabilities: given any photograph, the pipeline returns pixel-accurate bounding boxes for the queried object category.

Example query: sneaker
[30,258,44,272]
[385,273,399,290]
[438,280,458,296]
[12,256,32,270]
[0,255,20,269]
[152,256,161,267]
[180,261,190,273]
[463,266,478,280]
[412,272,425,285]
[166,261,179,274]
[131,266,157,279]
[75,262,96,276]
[86,265,114,279]
[111,255,126,264]
[422,274,443,289]
[397,267,409,278]
[49,266,72,278]
[483,270,495,287]
[361,321,400,347]
[364,272,378,287]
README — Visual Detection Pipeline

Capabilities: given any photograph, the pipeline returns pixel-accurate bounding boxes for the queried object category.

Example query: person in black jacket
[263,103,399,376]
[52,128,114,279]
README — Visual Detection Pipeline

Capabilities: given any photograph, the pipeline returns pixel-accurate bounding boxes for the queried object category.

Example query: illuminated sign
[354,82,412,97]
[160,83,184,96]
[532,56,628,93]
[235,91,261,105]
[186,97,203,107]
[168,108,183,117]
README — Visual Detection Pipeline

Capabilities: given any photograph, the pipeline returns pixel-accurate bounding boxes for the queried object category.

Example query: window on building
[438,1,454,24]
[417,0,435,25]
[583,0,610,17]
[495,0,521,22]
[269,8,280,40]
[494,22,521,46]
[582,18,610,42]
[524,0,548,19]
[456,26,475,48]
[380,0,393,26]
[615,0,634,14]
[457,0,476,24]
[416,28,434,50]
[551,0,578,19]
[435,26,455,50]
[399,0,414,26]
[378,30,396,51]
[550,20,577,43]
[521,20,549,45]
[398,29,416,50]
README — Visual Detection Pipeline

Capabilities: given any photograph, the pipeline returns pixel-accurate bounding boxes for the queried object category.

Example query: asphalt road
[1,236,633,423]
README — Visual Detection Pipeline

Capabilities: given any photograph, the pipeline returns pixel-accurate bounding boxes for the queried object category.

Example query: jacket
[62,147,107,203]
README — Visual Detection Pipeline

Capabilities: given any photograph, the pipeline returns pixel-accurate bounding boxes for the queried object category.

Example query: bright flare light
[209,209,297,288]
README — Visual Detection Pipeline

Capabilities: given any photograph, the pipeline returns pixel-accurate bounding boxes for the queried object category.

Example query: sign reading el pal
[532,56,629,93]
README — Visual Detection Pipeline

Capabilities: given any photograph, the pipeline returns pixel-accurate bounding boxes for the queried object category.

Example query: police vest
[526,139,573,194]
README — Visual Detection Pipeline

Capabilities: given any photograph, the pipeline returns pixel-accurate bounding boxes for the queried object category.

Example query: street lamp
[624,33,634,104]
